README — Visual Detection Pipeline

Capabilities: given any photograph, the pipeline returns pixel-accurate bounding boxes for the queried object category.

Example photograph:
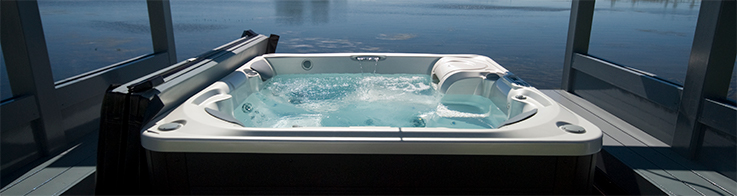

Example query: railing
[562,0,736,181]
[568,53,683,143]
[0,0,176,179]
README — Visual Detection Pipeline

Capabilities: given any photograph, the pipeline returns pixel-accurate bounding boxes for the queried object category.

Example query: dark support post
[266,34,281,54]
[562,0,595,92]
[673,0,736,159]
[147,0,177,65]
[1,0,66,154]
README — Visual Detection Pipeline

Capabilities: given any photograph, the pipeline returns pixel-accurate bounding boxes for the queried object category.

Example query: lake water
[1,0,735,100]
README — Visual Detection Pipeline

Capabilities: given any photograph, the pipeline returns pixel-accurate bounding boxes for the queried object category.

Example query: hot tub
[141,53,602,194]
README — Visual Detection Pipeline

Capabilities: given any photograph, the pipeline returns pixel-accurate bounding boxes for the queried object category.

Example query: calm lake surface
[2,0,735,100]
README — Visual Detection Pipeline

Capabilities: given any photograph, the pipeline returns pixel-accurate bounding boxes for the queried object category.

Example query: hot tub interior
[234,73,508,128]
[207,53,544,129]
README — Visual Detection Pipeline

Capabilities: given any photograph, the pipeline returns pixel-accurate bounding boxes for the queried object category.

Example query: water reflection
[608,0,699,9]
[376,34,417,41]
[430,4,569,12]
[281,37,387,53]
[90,21,149,34]
[276,0,331,25]
[310,0,329,25]
[635,29,688,37]
[275,0,303,25]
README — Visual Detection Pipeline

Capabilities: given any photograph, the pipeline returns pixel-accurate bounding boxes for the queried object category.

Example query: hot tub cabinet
[148,152,596,194]
[142,53,602,194]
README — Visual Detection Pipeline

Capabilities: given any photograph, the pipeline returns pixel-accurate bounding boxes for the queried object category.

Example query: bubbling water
[233,73,507,128]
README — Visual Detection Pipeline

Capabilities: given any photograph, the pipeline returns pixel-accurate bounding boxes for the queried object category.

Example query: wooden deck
[542,89,735,195]
[1,90,734,195]
[0,132,96,195]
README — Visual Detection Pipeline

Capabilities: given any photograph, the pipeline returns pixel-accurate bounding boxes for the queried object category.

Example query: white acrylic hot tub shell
[141,53,602,156]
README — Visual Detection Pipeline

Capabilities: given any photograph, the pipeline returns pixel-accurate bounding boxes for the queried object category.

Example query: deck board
[542,89,735,195]
[0,131,97,196]
[26,157,95,195]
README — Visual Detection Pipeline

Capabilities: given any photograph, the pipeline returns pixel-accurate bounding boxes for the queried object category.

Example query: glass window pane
[1,44,11,100]
[588,0,701,85]
[170,0,274,62]
[38,0,153,82]
[169,0,574,89]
